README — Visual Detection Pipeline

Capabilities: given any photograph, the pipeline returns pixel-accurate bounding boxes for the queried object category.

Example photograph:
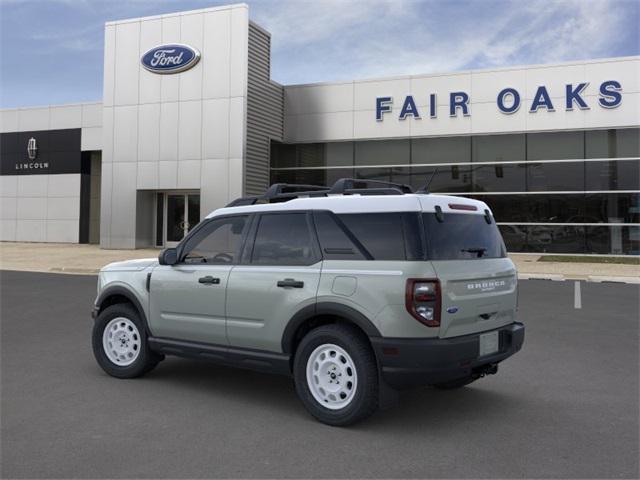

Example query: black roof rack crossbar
[329,178,413,195]
[261,183,328,200]
[225,196,259,207]
[342,187,407,196]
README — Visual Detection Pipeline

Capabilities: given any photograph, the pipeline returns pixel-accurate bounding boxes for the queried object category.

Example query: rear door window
[423,213,506,260]
[251,213,319,266]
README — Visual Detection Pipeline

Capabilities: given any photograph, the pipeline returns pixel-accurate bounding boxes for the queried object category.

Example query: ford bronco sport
[91,179,524,426]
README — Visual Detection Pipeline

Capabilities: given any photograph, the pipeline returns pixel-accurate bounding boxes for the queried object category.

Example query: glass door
[162,192,200,247]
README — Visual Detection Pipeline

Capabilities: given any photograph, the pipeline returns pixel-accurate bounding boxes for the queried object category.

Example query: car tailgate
[431,258,517,338]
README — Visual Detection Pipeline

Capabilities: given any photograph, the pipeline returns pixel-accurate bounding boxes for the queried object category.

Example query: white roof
[207,194,492,218]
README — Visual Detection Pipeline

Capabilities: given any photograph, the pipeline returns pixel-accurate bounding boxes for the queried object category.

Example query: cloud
[253,0,637,84]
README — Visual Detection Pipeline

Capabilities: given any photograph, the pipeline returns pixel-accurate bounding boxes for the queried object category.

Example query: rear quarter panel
[319,260,441,338]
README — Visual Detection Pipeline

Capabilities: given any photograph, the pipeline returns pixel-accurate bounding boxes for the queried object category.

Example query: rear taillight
[405,279,441,327]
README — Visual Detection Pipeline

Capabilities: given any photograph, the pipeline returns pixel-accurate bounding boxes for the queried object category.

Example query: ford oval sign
[141,44,200,74]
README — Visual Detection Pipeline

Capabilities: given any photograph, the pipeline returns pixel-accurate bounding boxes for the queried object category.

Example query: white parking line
[574,281,582,309]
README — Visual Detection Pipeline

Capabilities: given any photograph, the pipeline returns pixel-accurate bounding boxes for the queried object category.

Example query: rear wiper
[461,247,487,258]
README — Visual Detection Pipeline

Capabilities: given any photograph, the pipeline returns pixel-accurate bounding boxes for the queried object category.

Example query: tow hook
[472,363,498,379]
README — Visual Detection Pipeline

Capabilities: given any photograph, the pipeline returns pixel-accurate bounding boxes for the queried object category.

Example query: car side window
[182,216,248,264]
[251,213,317,266]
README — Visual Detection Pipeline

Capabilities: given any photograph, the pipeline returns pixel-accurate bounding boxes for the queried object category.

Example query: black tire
[293,324,379,426]
[92,303,162,379]
[432,376,477,390]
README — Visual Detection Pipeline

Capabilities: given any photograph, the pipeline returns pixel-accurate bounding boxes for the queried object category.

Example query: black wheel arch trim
[281,302,382,354]
[94,285,151,335]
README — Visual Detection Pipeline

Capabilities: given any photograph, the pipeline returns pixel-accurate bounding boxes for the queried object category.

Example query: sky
[0,0,638,108]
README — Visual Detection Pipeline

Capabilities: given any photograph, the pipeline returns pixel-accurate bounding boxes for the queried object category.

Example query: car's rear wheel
[293,324,378,426]
[92,303,162,378]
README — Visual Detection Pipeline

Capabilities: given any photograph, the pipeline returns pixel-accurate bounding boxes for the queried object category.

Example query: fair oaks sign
[375,80,623,121]
[141,44,201,74]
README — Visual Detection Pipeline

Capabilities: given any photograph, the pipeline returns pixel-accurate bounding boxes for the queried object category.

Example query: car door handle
[277,278,304,288]
[198,276,220,285]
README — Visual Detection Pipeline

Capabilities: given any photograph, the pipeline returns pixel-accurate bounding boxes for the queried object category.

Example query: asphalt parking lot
[1,270,638,479]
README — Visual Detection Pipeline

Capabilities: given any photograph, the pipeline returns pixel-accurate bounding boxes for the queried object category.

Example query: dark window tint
[585,192,640,223]
[499,225,586,254]
[270,142,297,168]
[270,168,354,188]
[410,166,472,193]
[354,167,411,187]
[586,226,640,255]
[412,136,471,164]
[337,213,421,260]
[526,194,585,222]
[182,216,248,264]
[355,139,410,166]
[270,141,354,169]
[585,128,640,158]
[585,160,640,190]
[527,131,584,160]
[155,193,164,247]
[423,213,506,260]
[472,163,526,192]
[472,134,526,163]
[252,213,317,265]
[526,161,585,191]
[313,211,366,260]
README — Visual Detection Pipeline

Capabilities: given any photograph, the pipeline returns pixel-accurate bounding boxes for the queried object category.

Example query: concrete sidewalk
[0,242,638,283]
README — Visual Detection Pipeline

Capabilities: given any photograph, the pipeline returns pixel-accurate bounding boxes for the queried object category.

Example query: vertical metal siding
[246,23,284,196]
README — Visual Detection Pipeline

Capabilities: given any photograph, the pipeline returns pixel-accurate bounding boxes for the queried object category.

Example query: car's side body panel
[148,264,232,345]
[225,264,321,351]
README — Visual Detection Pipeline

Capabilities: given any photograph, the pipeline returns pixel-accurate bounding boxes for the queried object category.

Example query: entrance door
[163,193,200,247]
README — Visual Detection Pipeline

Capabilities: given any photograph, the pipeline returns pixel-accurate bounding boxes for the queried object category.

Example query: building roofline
[105,2,248,26]
[0,101,102,113]
[283,55,640,89]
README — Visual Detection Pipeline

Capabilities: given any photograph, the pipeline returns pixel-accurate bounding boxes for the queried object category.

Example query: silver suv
[91,179,525,426]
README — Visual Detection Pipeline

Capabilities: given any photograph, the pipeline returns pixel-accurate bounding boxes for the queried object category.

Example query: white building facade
[1,4,638,254]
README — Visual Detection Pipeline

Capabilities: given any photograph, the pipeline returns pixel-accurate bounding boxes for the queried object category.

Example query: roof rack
[329,178,413,195]
[223,178,417,207]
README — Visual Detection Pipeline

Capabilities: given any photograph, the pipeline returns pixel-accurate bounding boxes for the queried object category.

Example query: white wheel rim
[306,343,358,410]
[102,317,141,367]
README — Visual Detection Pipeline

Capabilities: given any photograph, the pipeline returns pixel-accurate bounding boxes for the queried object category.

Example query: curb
[518,273,640,284]
[518,273,564,281]
[49,267,99,275]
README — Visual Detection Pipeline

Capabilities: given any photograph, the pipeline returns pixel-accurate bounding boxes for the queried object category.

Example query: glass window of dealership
[270,128,640,255]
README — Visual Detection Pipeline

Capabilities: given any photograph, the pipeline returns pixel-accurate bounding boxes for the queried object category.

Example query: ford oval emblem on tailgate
[141,44,200,74]
[447,306,459,314]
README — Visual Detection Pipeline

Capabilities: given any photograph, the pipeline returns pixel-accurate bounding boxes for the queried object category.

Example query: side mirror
[158,248,178,266]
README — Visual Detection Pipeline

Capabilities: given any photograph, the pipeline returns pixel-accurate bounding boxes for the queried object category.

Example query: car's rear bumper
[371,322,525,389]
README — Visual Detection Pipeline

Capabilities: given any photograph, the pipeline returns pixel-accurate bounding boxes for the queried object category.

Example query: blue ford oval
[141,44,200,74]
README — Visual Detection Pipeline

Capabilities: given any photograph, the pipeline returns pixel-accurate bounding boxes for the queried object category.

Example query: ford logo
[447,306,459,314]
[141,44,200,74]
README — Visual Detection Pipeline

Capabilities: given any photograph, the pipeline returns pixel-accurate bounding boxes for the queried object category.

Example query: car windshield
[423,212,506,260]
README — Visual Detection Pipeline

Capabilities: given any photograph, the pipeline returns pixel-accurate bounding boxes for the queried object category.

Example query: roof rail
[329,178,413,195]
[261,183,328,199]
[224,178,417,207]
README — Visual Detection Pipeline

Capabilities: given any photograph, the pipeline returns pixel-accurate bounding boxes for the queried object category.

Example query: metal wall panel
[245,23,284,196]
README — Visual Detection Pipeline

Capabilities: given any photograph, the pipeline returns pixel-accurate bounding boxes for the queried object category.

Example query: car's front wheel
[92,303,162,378]
[293,324,379,426]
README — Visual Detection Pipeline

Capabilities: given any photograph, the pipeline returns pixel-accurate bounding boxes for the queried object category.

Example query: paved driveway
[1,271,638,478]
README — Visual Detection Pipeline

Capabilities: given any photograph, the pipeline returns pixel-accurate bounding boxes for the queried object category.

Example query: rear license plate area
[479,331,500,357]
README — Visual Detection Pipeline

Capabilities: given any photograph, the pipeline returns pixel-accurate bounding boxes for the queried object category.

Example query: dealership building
[1,3,638,254]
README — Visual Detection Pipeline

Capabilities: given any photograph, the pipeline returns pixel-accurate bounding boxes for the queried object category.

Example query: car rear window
[423,212,506,260]
[336,212,423,261]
